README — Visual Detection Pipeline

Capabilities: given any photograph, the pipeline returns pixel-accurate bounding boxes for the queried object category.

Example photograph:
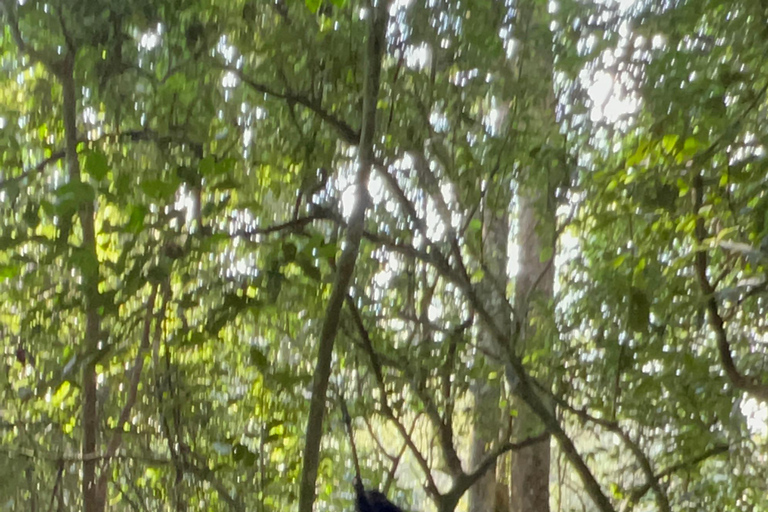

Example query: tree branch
[692,173,768,401]
[534,379,672,512]
[94,283,161,499]
[345,295,442,498]
[460,431,550,493]
[0,0,55,69]
[297,3,388,511]
[221,64,360,145]
[624,444,729,511]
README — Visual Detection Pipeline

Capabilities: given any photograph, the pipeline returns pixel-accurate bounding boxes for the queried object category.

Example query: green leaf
[23,203,40,228]
[114,171,131,197]
[625,144,648,167]
[214,157,236,176]
[0,263,20,281]
[233,444,257,466]
[612,254,628,269]
[199,156,215,176]
[140,179,179,200]
[628,287,650,332]
[126,204,147,234]
[211,177,240,190]
[282,241,297,262]
[305,0,322,13]
[296,255,321,281]
[51,380,72,407]
[662,134,679,154]
[84,150,109,180]
[55,181,96,215]
[315,242,338,260]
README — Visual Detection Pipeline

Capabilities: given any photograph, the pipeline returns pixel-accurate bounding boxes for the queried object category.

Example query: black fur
[354,477,404,512]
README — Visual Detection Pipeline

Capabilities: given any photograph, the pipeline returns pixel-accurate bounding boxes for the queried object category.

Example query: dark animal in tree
[354,477,404,512]
[341,395,407,512]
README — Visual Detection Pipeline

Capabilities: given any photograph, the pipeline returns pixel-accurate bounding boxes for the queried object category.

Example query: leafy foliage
[0,0,766,511]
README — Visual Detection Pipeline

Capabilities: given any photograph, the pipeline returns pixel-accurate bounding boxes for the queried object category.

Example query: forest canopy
[1,0,767,511]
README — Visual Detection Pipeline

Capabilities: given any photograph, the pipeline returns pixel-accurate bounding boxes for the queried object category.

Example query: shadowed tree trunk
[508,0,559,510]
[296,3,389,512]
[61,54,104,512]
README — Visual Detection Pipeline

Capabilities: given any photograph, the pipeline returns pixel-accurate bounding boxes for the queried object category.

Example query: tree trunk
[509,0,559,508]
[469,187,511,512]
[510,194,555,512]
[296,5,388,512]
[61,62,104,512]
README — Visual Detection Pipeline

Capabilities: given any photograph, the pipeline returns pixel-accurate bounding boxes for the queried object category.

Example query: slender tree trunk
[468,425,498,512]
[469,189,511,512]
[296,4,388,512]
[510,196,555,512]
[509,0,558,509]
[61,60,103,512]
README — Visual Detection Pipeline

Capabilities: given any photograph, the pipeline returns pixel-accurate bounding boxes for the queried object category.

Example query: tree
[1,1,767,511]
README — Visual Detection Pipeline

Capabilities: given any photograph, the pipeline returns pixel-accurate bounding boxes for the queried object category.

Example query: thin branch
[297,3,388,511]
[45,459,64,512]
[534,379,671,512]
[186,456,245,512]
[0,150,65,192]
[54,5,75,54]
[0,446,170,465]
[692,173,768,401]
[624,444,729,511]
[345,295,441,498]
[221,64,360,145]
[233,211,333,238]
[462,431,550,491]
[456,280,616,511]
[95,283,160,497]
[0,128,204,193]
[1,0,53,68]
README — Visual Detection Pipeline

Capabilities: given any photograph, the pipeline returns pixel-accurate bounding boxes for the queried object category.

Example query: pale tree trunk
[509,0,559,510]
[468,193,511,512]
[510,195,555,512]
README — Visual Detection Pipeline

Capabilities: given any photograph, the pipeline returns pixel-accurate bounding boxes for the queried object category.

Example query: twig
[219,64,360,145]
[692,173,768,401]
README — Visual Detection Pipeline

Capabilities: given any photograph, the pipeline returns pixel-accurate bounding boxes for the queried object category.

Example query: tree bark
[509,0,559,508]
[296,3,389,512]
[510,193,555,512]
[469,188,511,512]
[61,62,104,512]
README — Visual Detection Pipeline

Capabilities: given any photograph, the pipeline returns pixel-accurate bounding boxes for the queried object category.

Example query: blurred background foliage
[1,0,767,511]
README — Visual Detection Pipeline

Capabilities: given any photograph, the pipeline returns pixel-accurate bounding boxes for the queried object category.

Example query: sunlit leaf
[305,0,322,13]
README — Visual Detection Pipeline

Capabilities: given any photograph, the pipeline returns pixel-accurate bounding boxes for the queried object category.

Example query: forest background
[1,0,767,511]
